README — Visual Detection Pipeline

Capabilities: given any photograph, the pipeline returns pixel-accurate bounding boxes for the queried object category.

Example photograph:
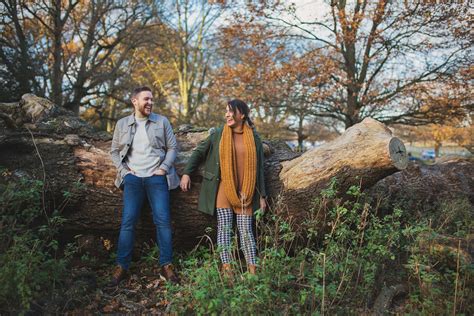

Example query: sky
[292,0,329,21]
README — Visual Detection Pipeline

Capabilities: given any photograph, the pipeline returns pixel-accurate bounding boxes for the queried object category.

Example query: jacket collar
[126,112,159,126]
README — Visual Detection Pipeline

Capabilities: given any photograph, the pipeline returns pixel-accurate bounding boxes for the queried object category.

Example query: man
[109,86,180,286]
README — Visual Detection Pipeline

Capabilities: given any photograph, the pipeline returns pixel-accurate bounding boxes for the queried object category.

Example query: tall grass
[165,179,473,314]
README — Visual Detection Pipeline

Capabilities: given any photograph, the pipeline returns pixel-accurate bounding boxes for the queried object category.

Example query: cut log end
[388,138,408,170]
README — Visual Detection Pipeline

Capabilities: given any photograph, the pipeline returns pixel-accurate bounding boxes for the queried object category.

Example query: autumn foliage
[0,0,471,146]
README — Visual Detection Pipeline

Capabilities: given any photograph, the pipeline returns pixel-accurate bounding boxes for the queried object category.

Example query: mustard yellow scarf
[219,124,257,211]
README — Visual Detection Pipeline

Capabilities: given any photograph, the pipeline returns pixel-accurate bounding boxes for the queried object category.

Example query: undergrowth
[1,167,471,314]
[0,167,80,314]
[166,179,473,314]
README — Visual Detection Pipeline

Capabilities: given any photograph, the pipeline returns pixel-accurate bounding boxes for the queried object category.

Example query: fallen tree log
[277,117,408,221]
[368,157,474,217]
[0,94,408,250]
[372,283,407,315]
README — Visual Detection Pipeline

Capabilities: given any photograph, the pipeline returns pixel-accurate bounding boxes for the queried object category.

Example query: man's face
[225,105,244,128]
[132,90,153,118]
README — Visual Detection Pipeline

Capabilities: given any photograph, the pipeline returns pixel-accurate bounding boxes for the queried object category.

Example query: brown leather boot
[160,264,180,284]
[221,263,234,278]
[248,264,257,275]
[107,265,128,287]
[221,263,234,286]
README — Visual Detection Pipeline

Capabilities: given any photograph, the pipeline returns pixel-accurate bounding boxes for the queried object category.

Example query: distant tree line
[1,0,471,149]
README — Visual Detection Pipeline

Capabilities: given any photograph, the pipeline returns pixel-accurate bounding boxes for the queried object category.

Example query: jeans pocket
[124,173,134,182]
[151,174,168,189]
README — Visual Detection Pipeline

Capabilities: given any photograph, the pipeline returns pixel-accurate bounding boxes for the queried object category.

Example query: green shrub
[0,233,68,311]
[403,199,473,314]
[0,171,74,313]
[162,179,473,314]
[165,181,416,313]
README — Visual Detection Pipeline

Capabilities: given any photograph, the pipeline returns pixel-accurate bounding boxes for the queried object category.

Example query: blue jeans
[116,174,173,269]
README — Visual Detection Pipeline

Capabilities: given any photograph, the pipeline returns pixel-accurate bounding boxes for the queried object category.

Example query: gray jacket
[110,112,180,190]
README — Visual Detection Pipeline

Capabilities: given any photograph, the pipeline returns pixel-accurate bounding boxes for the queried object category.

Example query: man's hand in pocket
[154,168,167,176]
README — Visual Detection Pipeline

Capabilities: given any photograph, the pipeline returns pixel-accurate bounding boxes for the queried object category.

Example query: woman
[180,99,266,275]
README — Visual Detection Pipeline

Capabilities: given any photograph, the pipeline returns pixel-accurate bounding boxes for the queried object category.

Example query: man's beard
[139,106,151,117]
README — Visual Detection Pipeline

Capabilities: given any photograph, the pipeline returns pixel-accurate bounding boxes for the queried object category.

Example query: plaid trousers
[216,208,257,265]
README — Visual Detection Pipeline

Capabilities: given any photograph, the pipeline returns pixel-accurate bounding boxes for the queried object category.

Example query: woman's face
[225,105,244,128]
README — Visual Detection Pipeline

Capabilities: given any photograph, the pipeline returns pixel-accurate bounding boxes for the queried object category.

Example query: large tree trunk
[0,94,408,250]
[367,156,474,216]
[277,118,408,222]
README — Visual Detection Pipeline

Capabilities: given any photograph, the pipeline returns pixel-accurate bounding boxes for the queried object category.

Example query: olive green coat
[182,126,266,216]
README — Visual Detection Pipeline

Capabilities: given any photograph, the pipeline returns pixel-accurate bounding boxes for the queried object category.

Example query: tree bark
[0,95,408,250]
[367,156,474,216]
[277,117,408,222]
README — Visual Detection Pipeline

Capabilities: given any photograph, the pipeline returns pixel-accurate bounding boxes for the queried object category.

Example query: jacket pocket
[118,129,130,146]
[203,171,215,180]
[149,126,164,148]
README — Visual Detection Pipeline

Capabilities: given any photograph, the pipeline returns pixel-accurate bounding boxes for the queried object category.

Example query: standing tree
[0,0,156,114]
[211,21,337,145]
[278,50,337,150]
[256,1,471,128]
[0,0,46,101]
[21,0,80,107]
[400,65,474,156]
[132,0,224,124]
[210,22,291,137]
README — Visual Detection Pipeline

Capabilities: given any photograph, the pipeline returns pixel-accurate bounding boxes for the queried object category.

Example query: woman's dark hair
[227,99,254,127]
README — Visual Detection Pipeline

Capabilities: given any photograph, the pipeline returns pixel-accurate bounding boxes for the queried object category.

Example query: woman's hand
[180,174,191,192]
[260,197,267,212]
